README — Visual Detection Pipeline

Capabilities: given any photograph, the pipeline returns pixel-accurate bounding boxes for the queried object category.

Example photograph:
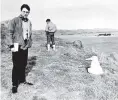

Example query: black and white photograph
[1,0,118,100]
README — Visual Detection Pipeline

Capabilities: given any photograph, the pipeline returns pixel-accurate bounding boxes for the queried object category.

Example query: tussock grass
[1,27,118,100]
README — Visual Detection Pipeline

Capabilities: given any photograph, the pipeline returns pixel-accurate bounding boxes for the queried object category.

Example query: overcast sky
[1,0,118,29]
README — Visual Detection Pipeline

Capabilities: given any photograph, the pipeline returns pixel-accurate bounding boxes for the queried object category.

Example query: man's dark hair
[21,4,30,11]
[46,19,51,22]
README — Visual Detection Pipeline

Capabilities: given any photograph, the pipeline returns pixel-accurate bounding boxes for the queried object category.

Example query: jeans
[46,32,55,45]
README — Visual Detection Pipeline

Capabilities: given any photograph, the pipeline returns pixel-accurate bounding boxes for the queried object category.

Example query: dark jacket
[7,15,32,50]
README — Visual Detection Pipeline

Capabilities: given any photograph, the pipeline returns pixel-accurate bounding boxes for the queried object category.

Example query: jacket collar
[19,15,28,22]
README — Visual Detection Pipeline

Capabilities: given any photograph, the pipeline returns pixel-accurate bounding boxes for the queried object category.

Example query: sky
[1,0,118,29]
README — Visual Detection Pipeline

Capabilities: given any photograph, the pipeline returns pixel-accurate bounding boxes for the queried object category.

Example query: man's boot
[12,86,18,93]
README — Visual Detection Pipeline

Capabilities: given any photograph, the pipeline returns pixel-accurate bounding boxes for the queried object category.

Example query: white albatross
[86,56,104,75]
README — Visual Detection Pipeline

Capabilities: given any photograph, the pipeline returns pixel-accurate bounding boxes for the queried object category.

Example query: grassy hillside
[1,20,10,52]
[1,20,118,52]
[1,21,118,100]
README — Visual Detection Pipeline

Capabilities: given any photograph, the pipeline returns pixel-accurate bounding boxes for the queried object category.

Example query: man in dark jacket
[7,4,33,93]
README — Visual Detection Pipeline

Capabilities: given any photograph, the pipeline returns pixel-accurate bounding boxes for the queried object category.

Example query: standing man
[45,19,57,51]
[7,4,33,93]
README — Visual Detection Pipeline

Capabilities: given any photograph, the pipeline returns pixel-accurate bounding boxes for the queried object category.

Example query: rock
[73,40,83,49]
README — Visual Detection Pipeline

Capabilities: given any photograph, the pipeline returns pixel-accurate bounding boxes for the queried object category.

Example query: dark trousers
[12,47,28,87]
[46,32,55,45]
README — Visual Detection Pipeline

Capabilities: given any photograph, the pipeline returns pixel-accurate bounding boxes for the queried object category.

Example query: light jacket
[7,15,32,50]
[45,22,57,33]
